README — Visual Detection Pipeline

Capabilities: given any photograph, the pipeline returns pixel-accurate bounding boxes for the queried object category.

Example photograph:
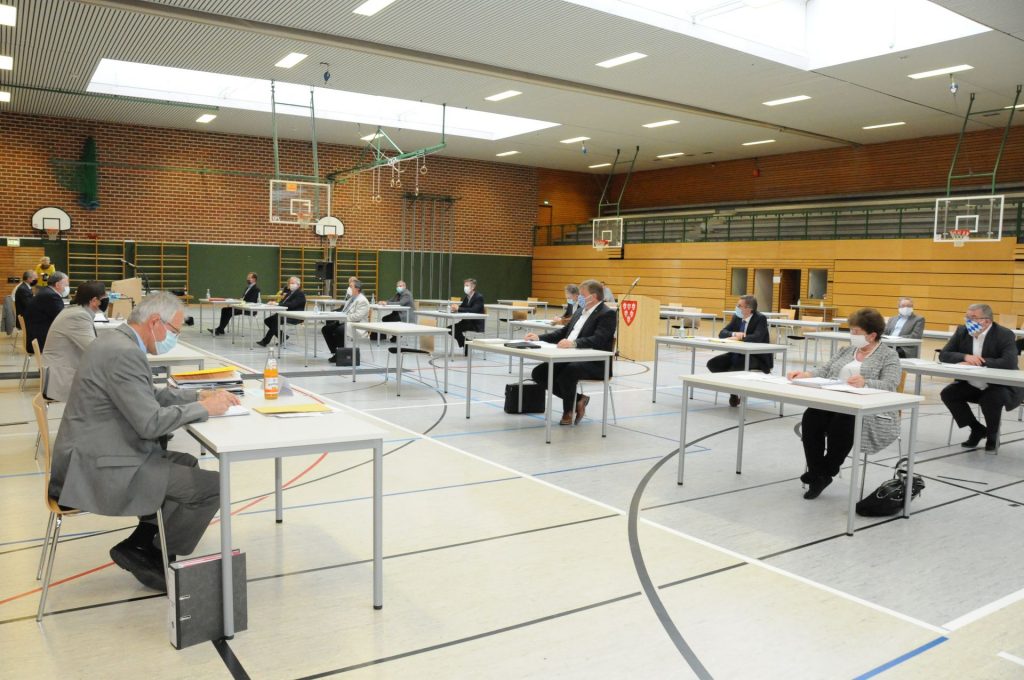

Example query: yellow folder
[252,403,332,415]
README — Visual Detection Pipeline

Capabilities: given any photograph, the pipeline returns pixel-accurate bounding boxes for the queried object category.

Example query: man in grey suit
[883,296,925,358]
[41,280,106,402]
[49,292,237,590]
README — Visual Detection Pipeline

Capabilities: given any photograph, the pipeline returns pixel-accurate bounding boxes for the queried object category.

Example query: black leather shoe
[961,426,986,448]
[110,541,166,591]
[729,394,740,407]
[799,470,815,484]
[256,339,269,347]
[985,438,998,452]
[803,475,832,499]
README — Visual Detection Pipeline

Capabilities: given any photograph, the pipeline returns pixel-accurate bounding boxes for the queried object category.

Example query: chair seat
[387,347,429,355]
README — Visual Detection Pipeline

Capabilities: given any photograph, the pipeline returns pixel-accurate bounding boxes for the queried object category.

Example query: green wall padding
[188,243,279,300]
[377,251,532,302]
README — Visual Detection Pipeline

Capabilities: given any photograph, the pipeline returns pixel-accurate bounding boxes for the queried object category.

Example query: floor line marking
[943,584,1024,630]
[851,636,948,679]
[997,651,1024,668]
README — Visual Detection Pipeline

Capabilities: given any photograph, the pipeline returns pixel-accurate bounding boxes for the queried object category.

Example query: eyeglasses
[162,320,182,335]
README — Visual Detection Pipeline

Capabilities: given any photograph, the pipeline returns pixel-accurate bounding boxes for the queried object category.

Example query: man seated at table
[14,270,36,321]
[883,296,925,358]
[208,271,260,336]
[552,284,580,326]
[707,295,774,407]
[323,278,369,356]
[48,292,237,590]
[451,278,485,351]
[41,280,105,402]
[370,280,415,341]
[257,276,306,347]
[939,303,1023,451]
[524,279,616,426]
[26,271,68,352]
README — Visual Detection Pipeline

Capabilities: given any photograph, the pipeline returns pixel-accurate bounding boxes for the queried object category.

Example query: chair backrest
[32,393,61,513]
[450,296,461,302]
[31,338,45,378]
[781,308,797,320]
[527,297,538,302]
[512,300,529,321]
[1000,313,1018,329]
[948,324,958,332]
[17,314,28,356]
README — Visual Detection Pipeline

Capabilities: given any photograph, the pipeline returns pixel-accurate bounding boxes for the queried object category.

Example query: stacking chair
[6,294,20,352]
[384,345,439,388]
[31,338,58,460]
[32,393,171,621]
[577,377,617,424]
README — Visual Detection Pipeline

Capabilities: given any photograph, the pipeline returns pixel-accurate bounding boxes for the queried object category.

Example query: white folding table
[415,309,489,358]
[804,331,924,364]
[348,321,452,394]
[274,310,349,365]
[230,303,286,349]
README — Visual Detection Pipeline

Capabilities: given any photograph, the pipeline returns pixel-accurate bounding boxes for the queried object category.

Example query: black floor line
[1,592,164,626]
[214,638,252,680]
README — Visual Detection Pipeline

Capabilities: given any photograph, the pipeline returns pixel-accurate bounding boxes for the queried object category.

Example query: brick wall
[0,113,538,256]
[611,127,1024,210]
[536,168,604,225]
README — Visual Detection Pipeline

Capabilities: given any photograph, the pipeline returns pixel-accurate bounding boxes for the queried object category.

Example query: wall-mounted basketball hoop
[31,207,72,241]
[315,216,344,249]
[949,229,971,247]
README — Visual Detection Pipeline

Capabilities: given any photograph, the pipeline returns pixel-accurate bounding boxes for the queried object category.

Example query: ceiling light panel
[0,55,12,70]
[643,119,679,128]
[353,0,398,17]
[485,90,521,101]
[596,52,647,68]
[0,5,15,27]
[275,53,308,68]
[763,95,811,106]
[0,91,10,103]
[196,114,216,123]
[88,60,559,141]
[589,163,611,168]
[907,64,972,79]
[495,150,520,157]
[560,136,590,144]
[656,152,685,158]
[861,121,905,129]
[742,139,775,145]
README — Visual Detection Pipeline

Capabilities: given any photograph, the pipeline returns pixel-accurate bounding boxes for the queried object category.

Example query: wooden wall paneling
[0,246,45,290]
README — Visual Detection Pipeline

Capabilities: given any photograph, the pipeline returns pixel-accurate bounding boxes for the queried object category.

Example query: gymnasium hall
[1,1,1023,678]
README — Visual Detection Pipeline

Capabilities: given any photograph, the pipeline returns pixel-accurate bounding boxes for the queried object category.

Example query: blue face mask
[965,318,983,335]
[154,325,179,355]
[396,286,404,294]
[735,305,744,317]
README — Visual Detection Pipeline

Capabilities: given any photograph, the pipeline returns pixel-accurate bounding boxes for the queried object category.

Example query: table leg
[545,358,554,444]
[312,319,318,359]
[846,415,864,536]
[373,439,383,609]
[602,357,609,438]
[915,374,922,395]
[443,332,449,394]
[199,303,204,335]
[219,458,234,638]
[274,457,283,523]
[779,351,787,417]
[904,405,919,518]
[803,335,809,371]
[465,345,473,419]
[689,347,696,399]
[507,317,513,374]
[303,321,310,367]
[736,395,747,474]
[652,340,660,403]
[677,380,689,484]
[396,343,403,397]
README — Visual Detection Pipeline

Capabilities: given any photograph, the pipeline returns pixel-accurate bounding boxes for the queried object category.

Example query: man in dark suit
[939,303,1024,451]
[26,271,68,353]
[14,270,36,321]
[524,279,617,425]
[707,295,774,407]
[49,292,236,590]
[257,276,306,347]
[451,277,485,350]
[883,296,925,358]
[209,271,260,335]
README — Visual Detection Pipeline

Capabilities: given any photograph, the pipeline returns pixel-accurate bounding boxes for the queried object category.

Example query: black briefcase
[333,348,361,367]
[504,381,546,414]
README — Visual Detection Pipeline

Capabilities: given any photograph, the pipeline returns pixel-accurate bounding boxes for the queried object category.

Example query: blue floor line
[852,637,948,679]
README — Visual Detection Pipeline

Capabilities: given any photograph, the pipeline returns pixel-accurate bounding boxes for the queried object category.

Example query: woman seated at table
[786,308,902,500]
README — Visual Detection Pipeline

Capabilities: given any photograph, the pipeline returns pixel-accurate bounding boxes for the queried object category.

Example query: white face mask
[347,287,354,297]
[58,285,69,298]
[288,283,299,291]
[850,333,869,349]
[899,307,913,317]
[463,286,472,296]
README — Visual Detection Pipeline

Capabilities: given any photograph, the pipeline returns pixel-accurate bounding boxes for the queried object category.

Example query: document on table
[821,384,887,395]
[210,404,250,417]
[729,372,788,384]
[790,377,844,388]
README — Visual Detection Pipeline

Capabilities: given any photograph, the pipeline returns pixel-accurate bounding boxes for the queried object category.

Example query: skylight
[87,60,559,141]
[563,0,989,70]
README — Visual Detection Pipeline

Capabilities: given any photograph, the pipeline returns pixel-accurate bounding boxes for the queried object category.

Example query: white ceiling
[0,0,1021,174]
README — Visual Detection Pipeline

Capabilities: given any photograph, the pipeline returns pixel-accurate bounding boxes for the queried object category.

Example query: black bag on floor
[504,381,546,414]
[856,457,925,517]
[333,348,360,367]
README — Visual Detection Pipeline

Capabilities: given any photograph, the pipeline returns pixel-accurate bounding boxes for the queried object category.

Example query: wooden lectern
[615,294,659,362]
[110,277,143,319]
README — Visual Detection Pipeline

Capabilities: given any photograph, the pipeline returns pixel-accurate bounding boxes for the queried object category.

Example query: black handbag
[333,348,360,367]
[855,457,925,517]
[504,381,546,414]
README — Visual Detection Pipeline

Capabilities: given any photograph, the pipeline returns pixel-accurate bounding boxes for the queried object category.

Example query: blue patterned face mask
[965,318,984,335]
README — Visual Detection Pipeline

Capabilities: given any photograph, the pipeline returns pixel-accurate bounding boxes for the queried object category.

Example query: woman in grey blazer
[787,308,902,499]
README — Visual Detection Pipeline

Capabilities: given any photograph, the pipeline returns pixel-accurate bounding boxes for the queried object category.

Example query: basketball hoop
[950,229,971,247]
[44,225,59,241]
[296,213,313,228]
[326,233,338,249]
[594,239,610,251]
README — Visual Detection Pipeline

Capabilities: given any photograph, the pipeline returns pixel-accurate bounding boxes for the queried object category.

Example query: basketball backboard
[934,194,1003,243]
[592,216,623,250]
[269,180,331,225]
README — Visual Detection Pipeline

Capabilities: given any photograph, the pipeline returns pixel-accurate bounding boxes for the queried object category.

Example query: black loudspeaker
[315,260,335,280]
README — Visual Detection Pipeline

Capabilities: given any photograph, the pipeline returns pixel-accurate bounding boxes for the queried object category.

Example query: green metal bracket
[946,85,1021,195]
[326,105,447,184]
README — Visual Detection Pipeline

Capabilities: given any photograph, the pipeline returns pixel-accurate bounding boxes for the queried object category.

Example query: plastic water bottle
[257,292,262,304]
[370,293,376,304]
[264,353,279,400]
[206,288,211,300]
